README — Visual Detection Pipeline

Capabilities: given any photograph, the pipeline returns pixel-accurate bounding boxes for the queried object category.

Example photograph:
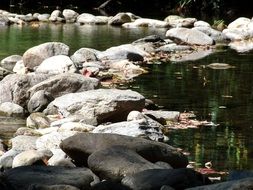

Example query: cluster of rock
[1,8,253,53]
[1,9,253,189]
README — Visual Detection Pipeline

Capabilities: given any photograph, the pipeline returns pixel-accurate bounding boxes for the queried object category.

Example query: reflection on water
[0,24,253,171]
[0,23,166,59]
[130,50,253,171]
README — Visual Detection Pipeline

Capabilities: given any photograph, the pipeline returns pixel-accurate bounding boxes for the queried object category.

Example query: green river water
[0,23,253,173]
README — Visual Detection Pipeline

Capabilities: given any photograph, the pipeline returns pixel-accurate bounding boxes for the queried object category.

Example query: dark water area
[0,23,253,173]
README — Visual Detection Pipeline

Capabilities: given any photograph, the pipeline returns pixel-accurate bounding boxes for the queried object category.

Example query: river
[0,23,253,173]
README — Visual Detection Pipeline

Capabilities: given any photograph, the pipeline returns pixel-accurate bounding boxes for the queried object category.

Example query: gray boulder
[122,168,211,190]
[122,18,170,28]
[26,112,51,129]
[0,55,22,71]
[62,9,79,23]
[97,44,148,61]
[11,135,39,151]
[35,55,77,74]
[194,20,211,27]
[49,10,62,22]
[60,133,188,168]
[157,43,191,52]
[164,16,197,28]
[0,102,25,117]
[0,73,51,107]
[166,28,214,45]
[12,149,52,168]
[27,184,80,190]
[108,13,132,25]
[133,35,165,44]
[44,89,145,125]
[77,13,109,25]
[1,166,99,189]
[27,90,54,113]
[71,48,99,68]
[229,40,253,53]
[27,73,99,102]
[186,177,253,190]
[47,149,75,167]
[0,149,21,170]
[23,42,69,70]
[193,26,227,42]
[143,110,180,124]
[88,146,164,181]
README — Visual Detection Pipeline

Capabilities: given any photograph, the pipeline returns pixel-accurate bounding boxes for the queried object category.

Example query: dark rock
[71,48,99,69]
[28,184,80,190]
[1,166,99,190]
[88,146,164,181]
[133,35,165,44]
[60,133,188,168]
[121,168,211,190]
[90,180,130,190]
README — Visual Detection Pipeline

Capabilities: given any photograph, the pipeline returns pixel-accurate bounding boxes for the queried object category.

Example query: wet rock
[12,149,52,168]
[170,49,214,62]
[45,89,145,125]
[62,9,79,23]
[2,166,99,189]
[164,15,197,28]
[123,18,170,28]
[0,73,50,107]
[229,39,253,52]
[186,177,253,190]
[97,44,148,61]
[166,28,214,45]
[88,146,164,181]
[27,184,80,190]
[122,168,211,190]
[36,131,77,152]
[71,48,99,68]
[26,112,51,129]
[23,42,69,70]
[108,13,132,25]
[35,55,77,74]
[0,55,22,71]
[0,102,25,118]
[11,135,38,151]
[90,180,130,190]
[60,133,188,168]
[28,73,99,102]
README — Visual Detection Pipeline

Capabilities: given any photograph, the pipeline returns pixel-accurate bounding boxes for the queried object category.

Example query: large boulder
[26,112,51,129]
[0,55,22,71]
[193,26,227,42]
[23,42,69,70]
[11,135,39,151]
[229,39,253,53]
[88,146,164,181]
[1,166,99,189]
[44,89,145,125]
[166,28,214,45]
[97,44,148,61]
[0,15,10,26]
[35,55,77,74]
[0,74,51,107]
[186,177,253,190]
[121,168,211,190]
[27,73,99,101]
[77,13,109,25]
[62,9,79,23]
[0,102,25,118]
[60,133,188,168]
[164,15,197,28]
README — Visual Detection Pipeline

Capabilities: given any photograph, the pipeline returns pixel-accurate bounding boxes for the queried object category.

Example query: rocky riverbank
[1,8,253,190]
